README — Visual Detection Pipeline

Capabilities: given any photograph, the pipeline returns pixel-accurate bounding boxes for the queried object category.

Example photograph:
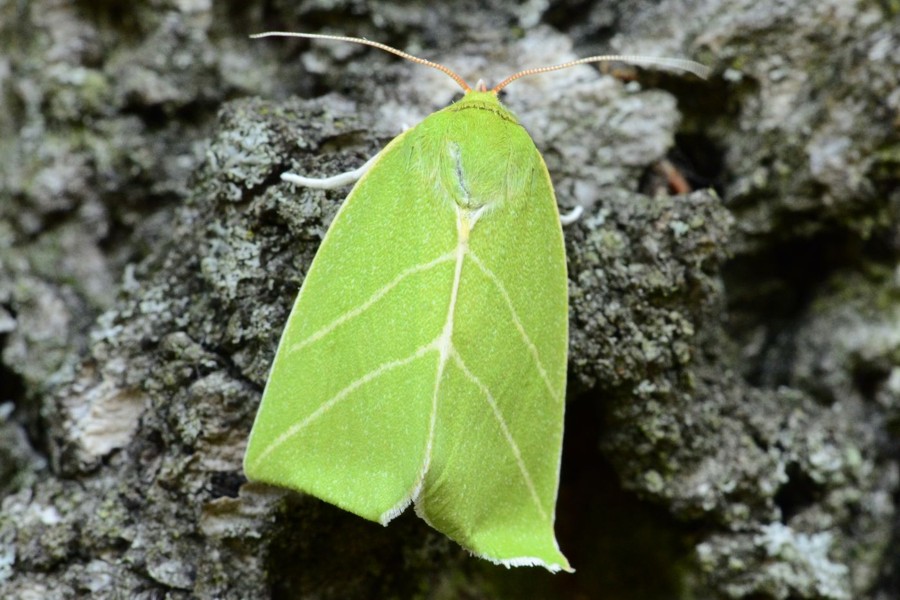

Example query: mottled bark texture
[1,0,898,598]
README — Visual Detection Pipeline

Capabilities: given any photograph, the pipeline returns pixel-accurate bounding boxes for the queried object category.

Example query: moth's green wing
[412,95,570,571]
[244,91,570,572]
[243,127,458,522]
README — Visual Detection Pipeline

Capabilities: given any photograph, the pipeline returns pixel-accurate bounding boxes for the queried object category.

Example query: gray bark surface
[1,1,898,598]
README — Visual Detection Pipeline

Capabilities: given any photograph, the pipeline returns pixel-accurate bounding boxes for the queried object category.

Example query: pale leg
[281,154,379,190]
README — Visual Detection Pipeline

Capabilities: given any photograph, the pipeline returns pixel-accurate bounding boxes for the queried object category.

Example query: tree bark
[1,1,898,598]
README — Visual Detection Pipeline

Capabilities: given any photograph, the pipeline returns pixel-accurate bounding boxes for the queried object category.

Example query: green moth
[244,32,708,573]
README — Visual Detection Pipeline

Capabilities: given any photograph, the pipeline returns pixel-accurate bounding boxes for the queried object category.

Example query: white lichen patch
[696,522,853,600]
[29,504,62,526]
[146,558,194,590]
[756,523,851,600]
[0,535,14,582]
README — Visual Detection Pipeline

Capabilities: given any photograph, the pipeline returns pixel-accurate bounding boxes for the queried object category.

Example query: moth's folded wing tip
[478,553,573,574]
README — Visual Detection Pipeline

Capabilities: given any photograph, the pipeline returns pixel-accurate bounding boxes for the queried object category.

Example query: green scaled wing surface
[244,91,571,572]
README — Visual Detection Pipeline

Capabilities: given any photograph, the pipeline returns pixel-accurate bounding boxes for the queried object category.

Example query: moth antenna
[492,54,710,93]
[251,31,472,92]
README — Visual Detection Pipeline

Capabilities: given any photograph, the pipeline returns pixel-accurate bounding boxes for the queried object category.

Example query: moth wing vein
[251,339,439,469]
[467,251,561,404]
[289,251,456,354]
[380,340,447,525]
[450,347,549,523]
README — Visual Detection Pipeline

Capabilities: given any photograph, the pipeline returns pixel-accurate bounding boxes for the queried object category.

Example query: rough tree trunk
[1,1,898,598]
